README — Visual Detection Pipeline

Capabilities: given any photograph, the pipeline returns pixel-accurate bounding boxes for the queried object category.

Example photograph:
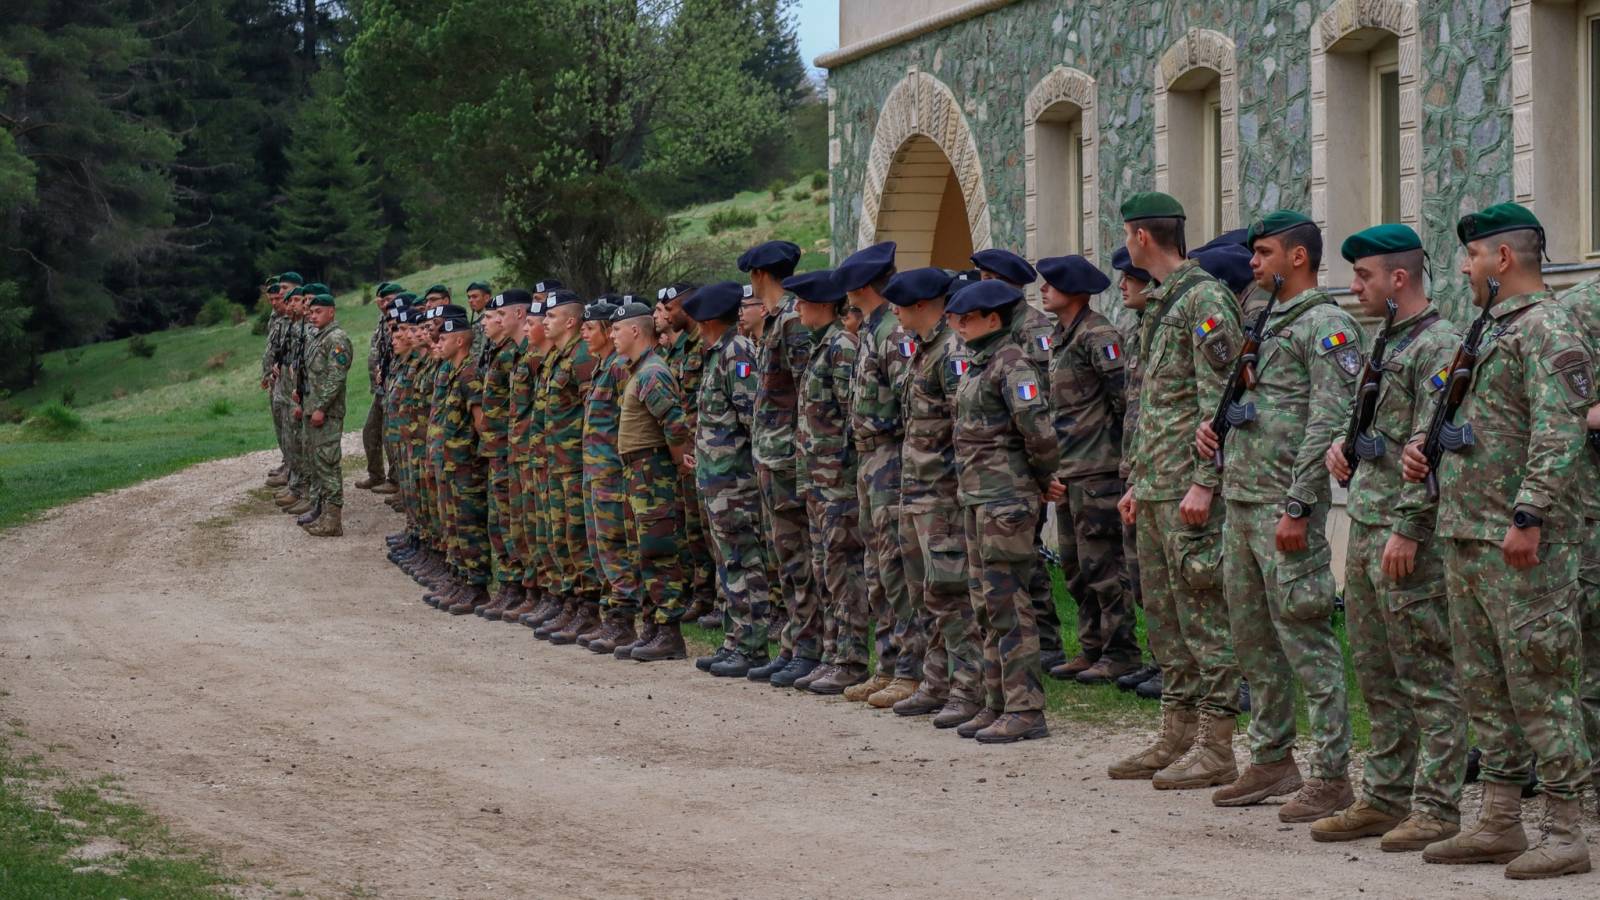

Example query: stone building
[817,0,1600,323]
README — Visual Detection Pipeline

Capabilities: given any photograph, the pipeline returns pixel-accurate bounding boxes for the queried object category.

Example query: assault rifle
[1208,274,1284,470]
[1420,278,1500,499]
[1336,297,1399,487]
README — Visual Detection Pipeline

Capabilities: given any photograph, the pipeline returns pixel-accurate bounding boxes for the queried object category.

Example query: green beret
[1246,210,1316,247]
[1341,223,1422,263]
[284,286,305,298]
[394,291,419,306]
[466,280,492,293]
[303,282,330,295]
[1121,191,1185,222]
[425,283,450,297]
[1457,202,1544,247]
[375,281,399,296]
[277,271,304,285]
[308,293,335,307]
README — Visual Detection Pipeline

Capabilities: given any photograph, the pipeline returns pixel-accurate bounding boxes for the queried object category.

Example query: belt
[853,432,901,452]
[620,446,671,464]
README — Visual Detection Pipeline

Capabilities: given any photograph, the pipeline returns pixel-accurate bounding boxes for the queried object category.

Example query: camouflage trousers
[964,497,1045,713]
[901,504,981,704]
[758,463,821,660]
[1579,521,1600,788]
[419,442,442,547]
[270,391,295,480]
[1123,521,1143,611]
[401,437,425,536]
[1224,499,1350,779]
[360,401,386,483]
[858,444,912,677]
[585,474,638,615]
[527,464,556,598]
[705,487,771,657]
[622,449,687,624]
[549,468,601,609]
[485,457,519,585]
[1445,538,1592,799]
[1344,521,1465,821]
[302,417,345,508]
[807,492,865,666]
[507,456,533,588]
[1136,496,1238,717]
[1031,506,1063,659]
[440,456,489,585]
[680,469,715,606]
[1056,475,1138,664]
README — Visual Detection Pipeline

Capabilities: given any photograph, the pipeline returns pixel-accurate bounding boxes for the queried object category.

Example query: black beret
[1192,229,1248,255]
[657,282,699,304]
[583,298,621,322]
[782,269,846,304]
[1110,247,1152,284]
[489,289,532,310]
[739,240,802,277]
[970,249,1037,286]
[1037,255,1110,296]
[611,300,654,321]
[946,280,1024,315]
[1191,243,1256,294]
[533,278,564,293]
[545,289,583,309]
[682,280,744,322]
[437,304,471,333]
[835,241,897,292]
[882,267,957,307]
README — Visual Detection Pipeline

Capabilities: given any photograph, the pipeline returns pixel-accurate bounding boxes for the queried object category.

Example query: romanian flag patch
[949,358,970,378]
[1103,342,1121,361]
[1194,317,1218,338]
[898,339,918,358]
[1428,365,1449,391]
[1321,331,1351,351]
[735,361,752,379]
[1016,380,1039,401]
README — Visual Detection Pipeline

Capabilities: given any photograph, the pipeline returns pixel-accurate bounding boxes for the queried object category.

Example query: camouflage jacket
[397,354,432,448]
[666,329,705,429]
[544,335,597,474]
[694,329,760,499]
[367,322,391,396]
[795,320,859,501]
[1345,305,1457,537]
[1013,302,1059,369]
[849,302,913,451]
[507,348,538,463]
[425,358,456,468]
[263,312,286,380]
[900,317,964,512]
[1429,291,1594,543]
[1048,305,1126,480]
[953,326,1058,507]
[1128,260,1241,502]
[1118,311,1144,481]
[290,318,311,399]
[753,293,813,469]
[1557,277,1600,523]
[528,345,558,469]
[618,348,691,456]
[468,316,488,366]
[583,349,631,500]
[476,338,520,460]
[303,322,353,420]
[383,352,414,441]
[1222,287,1361,507]
[439,356,484,468]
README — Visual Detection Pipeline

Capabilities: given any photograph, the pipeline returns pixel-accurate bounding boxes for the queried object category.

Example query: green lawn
[669,171,832,283]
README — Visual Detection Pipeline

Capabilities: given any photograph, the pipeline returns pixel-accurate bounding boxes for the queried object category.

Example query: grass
[669,171,831,283]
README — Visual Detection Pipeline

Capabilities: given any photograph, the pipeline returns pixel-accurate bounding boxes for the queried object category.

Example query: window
[1207,89,1223,237]
[1166,68,1224,242]
[1034,102,1084,255]
[1513,0,1587,268]
[1374,53,1401,224]
[1588,7,1600,252]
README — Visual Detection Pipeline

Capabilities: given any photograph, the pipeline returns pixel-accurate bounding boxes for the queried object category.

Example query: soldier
[884,267,984,728]
[262,278,292,488]
[1109,248,1161,696]
[433,305,493,612]
[385,299,426,563]
[357,282,402,493]
[969,249,1066,673]
[943,279,1060,743]
[406,307,451,592]
[1036,255,1138,684]
[1108,192,1242,787]
[1195,211,1357,820]
[297,291,352,537]
[287,283,332,523]
[537,290,602,644]
[783,269,865,695]
[608,300,694,662]
[577,295,641,654]
[474,290,531,620]
[743,241,822,687]
[1401,203,1594,879]
[659,283,719,628]
[465,280,493,362]
[1310,224,1465,849]
[503,285,557,625]
[525,291,571,633]
[272,284,312,513]
[682,282,771,676]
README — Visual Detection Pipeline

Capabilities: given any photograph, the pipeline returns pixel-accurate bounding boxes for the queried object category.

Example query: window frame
[1370,44,1401,225]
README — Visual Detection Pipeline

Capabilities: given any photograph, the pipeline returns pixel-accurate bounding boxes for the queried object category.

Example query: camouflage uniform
[1127,260,1242,719]
[667,330,716,607]
[1432,290,1594,799]
[426,358,457,559]
[529,347,559,599]
[478,336,522,585]
[437,356,489,586]
[1014,303,1064,659]
[412,355,444,550]
[1047,306,1136,664]
[361,319,390,484]
[545,335,601,613]
[851,303,915,677]
[264,312,295,472]
[1118,311,1143,616]
[1557,278,1600,788]
[1341,304,1465,821]
[385,349,418,533]
[696,329,770,656]
[618,348,692,624]
[754,295,821,660]
[286,317,311,495]
[900,318,981,704]
[302,319,353,508]
[585,350,639,614]
[797,319,863,665]
[507,349,540,596]
[1221,286,1358,779]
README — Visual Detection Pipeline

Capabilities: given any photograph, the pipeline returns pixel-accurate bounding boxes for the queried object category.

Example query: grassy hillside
[669,171,833,282]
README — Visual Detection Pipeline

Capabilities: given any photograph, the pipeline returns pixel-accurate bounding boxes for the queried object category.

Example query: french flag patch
[1103,343,1121,361]
[949,358,970,378]
[735,361,752,378]
[1016,380,1039,401]
[1036,334,1053,351]
[898,339,918,358]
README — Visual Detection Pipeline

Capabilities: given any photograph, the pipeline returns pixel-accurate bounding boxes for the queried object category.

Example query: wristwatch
[1284,499,1309,520]
[1512,510,1544,529]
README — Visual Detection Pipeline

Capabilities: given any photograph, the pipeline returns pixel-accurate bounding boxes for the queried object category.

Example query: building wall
[826,0,1516,321]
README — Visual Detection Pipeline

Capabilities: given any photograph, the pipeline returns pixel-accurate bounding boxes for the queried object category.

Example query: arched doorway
[874,135,974,269]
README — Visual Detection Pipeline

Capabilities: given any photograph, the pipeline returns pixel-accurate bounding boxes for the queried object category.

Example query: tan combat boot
[1309,798,1402,842]
[284,496,314,516]
[868,677,920,709]
[305,505,343,537]
[1422,781,1528,865]
[1212,755,1303,807]
[1504,795,1591,880]
[1381,810,1459,852]
[273,489,300,508]
[843,672,894,702]
[1108,706,1197,780]
[265,471,289,488]
[1152,713,1237,789]
[372,480,399,495]
[1279,776,1354,823]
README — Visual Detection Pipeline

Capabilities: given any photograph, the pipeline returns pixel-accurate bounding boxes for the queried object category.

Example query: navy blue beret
[782,269,846,304]
[532,278,564,293]
[739,240,802,277]
[970,248,1037,286]
[834,241,897,292]
[953,268,983,287]
[583,298,620,322]
[882,267,958,307]
[438,304,471,333]
[682,281,744,322]
[1191,229,1248,255]
[1191,243,1256,294]
[1110,247,1153,284]
[1037,255,1110,296]
[946,279,1024,315]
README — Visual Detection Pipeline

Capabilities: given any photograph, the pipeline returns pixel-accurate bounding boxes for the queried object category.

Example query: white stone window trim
[1024,66,1100,267]
[1515,0,1600,263]
[1154,28,1240,238]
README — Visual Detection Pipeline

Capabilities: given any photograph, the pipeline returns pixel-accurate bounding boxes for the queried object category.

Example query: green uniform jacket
[304,322,353,420]
[795,320,858,501]
[1048,305,1126,480]
[953,327,1057,507]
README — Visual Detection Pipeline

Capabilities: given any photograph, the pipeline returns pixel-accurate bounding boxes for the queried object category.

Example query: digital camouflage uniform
[1431,290,1594,799]
[362,319,390,484]
[544,335,601,613]
[797,319,863,666]
[1341,303,1465,821]
[437,355,489,586]
[901,318,981,704]
[1048,305,1136,664]
[667,329,715,607]
[478,335,522,585]
[302,319,353,508]
[264,312,294,472]
[851,303,915,677]
[754,294,821,659]
[695,329,770,657]
[1014,303,1065,658]
[286,317,312,495]
[617,348,692,624]
[1556,277,1600,789]
[585,350,639,614]
[1128,260,1242,719]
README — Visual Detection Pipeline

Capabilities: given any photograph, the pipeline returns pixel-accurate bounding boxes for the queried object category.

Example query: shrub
[766,210,784,224]
[813,192,828,206]
[196,296,248,327]
[111,387,128,400]
[790,189,809,202]
[208,398,233,417]
[767,179,787,200]
[128,334,156,358]
[810,170,828,191]
[204,351,233,372]
[22,402,85,440]
[60,386,77,407]
[251,304,271,336]
[707,207,759,236]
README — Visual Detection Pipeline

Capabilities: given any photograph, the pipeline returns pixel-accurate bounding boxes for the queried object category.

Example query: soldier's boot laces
[974,710,1048,744]
[630,621,687,662]
[588,618,636,655]
[891,686,946,717]
[1108,707,1197,780]
[955,707,999,739]
[1309,798,1403,843]
[1279,776,1355,823]
[305,505,343,538]
[1504,795,1590,880]
[1380,810,1459,852]
[868,677,920,709]
[842,672,894,702]
[1152,712,1236,789]
[1211,755,1304,807]
[535,603,576,640]
[516,596,554,626]
[446,584,489,615]
[1423,781,1529,865]
[793,663,837,691]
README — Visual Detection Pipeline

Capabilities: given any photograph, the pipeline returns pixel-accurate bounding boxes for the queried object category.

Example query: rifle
[1208,274,1284,469]
[1337,297,1399,487]
[1420,278,1500,499]
[294,320,309,401]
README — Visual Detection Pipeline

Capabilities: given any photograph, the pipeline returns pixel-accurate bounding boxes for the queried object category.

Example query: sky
[791,0,839,72]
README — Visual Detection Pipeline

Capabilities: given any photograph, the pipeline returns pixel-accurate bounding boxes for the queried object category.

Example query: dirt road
[0,445,1592,898]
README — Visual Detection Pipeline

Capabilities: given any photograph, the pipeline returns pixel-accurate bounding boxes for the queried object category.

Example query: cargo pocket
[1514,584,1579,676]
[1276,551,1334,622]
[1172,526,1225,592]
[926,524,969,590]
[978,499,1038,563]
[1074,479,1125,538]
[1388,583,1450,659]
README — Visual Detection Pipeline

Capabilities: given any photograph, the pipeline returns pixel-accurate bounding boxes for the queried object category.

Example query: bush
[810,170,828,191]
[196,296,248,327]
[707,207,759,236]
[22,402,85,440]
[813,192,828,206]
[790,189,809,202]
[60,386,77,407]
[128,334,156,358]
[767,179,787,200]
[766,210,784,224]
[252,304,271,335]
[207,398,233,417]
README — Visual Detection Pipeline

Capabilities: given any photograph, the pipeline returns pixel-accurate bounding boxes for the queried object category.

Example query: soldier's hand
[1325,439,1351,482]
[680,451,696,470]
[292,406,302,420]
[1195,421,1220,460]
[1118,488,1137,525]
[1501,524,1541,570]
[310,409,325,427]
[1401,439,1428,483]
[1178,483,1213,526]
[1043,479,1066,503]
[1275,514,1309,553]
[1381,533,1419,581]
[1587,403,1600,429]
[260,378,269,390]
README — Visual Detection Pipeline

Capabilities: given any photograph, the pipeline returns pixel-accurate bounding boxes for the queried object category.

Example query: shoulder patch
[1565,368,1594,401]
[1035,334,1053,352]
[948,358,970,378]
[734,360,752,379]
[1204,333,1234,367]
[1552,348,1587,370]
[1015,380,1039,401]
[1333,346,1361,376]
[1194,317,1219,338]
[1319,331,1352,352]
[898,338,918,358]
[1102,342,1121,361]
[1428,365,1449,391]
